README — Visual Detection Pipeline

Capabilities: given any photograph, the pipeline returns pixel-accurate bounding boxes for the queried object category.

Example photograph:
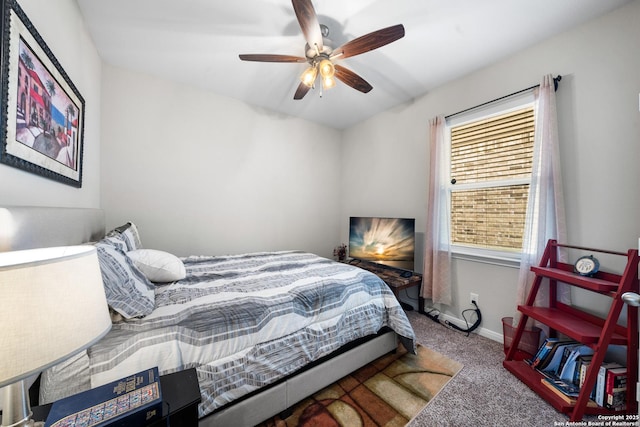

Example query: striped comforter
[42,251,416,418]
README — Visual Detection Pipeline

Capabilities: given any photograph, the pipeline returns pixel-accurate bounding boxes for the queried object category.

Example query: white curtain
[422,115,452,306]
[513,74,568,327]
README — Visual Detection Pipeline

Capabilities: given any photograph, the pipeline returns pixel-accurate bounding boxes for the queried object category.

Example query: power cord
[423,307,441,322]
[422,301,482,337]
[444,301,482,337]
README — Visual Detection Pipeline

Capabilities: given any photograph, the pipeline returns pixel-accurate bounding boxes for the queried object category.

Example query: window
[446,93,535,261]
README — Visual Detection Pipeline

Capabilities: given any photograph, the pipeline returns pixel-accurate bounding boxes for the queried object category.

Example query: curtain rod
[445,75,562,120]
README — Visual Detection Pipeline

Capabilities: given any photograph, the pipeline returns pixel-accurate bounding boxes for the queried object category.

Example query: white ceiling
[75,0,632,129]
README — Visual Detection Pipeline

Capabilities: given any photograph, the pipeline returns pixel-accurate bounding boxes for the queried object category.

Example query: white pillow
[127,249,186,283]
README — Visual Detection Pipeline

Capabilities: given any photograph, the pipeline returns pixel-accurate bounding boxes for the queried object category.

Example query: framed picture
[1,0,85,187]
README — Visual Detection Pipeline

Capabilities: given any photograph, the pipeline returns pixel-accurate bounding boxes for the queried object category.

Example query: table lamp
[0,246,112,427]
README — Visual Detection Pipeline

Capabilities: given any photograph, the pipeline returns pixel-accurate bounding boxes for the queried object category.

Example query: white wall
[341,0,640,338]
[101,65,342,258]
[0,0,101,207]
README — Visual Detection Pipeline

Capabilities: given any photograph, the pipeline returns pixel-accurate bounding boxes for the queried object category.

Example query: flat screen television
[348,216,415,272]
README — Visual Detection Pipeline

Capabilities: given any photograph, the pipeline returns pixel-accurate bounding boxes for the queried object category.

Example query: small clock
[574,255,599,277]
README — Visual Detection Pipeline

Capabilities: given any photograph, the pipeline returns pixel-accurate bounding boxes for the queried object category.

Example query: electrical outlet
[470,293,479,305]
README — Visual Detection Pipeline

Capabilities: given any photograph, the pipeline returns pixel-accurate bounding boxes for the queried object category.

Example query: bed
[0,206,416,426]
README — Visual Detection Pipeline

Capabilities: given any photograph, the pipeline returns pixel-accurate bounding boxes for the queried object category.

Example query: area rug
[258,344,463,427]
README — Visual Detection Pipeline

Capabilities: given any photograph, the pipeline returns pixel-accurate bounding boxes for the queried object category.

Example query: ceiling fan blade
[239,54,307,63]
[292,0,323,52]
[334,65,373,94]
[293,82,311,100]
[331,24,405,60]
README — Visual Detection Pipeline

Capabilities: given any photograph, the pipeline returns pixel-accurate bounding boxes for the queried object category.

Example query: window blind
[449,107,535,251]
[451,108,534,184]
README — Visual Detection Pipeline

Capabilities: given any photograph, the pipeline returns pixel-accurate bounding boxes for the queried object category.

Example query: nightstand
[347,259,424,312]
[32,368,201,426]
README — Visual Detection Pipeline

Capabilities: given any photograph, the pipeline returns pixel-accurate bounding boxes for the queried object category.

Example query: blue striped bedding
[41,251,416,418]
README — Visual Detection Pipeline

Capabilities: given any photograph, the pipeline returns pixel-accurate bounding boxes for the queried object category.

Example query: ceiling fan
[239,0,405,100]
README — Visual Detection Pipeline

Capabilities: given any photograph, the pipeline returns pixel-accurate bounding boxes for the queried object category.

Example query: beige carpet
[258,344,463,427]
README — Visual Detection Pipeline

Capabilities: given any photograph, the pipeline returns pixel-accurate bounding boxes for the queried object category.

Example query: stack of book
[528,338,627,410]
[598,363,627,411]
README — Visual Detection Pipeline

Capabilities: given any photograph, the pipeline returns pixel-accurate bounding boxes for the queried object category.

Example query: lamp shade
[0,246,112,388]
[300,66,318,88]
[318,59,334,79]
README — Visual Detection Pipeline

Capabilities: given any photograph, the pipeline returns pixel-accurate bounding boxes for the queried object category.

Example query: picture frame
[1,0,85,187]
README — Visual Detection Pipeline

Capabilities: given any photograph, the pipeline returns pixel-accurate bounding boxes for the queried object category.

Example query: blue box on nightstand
[44,367,162,427]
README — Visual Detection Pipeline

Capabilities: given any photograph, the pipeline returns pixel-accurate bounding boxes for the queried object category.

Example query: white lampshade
[0,246,112,388]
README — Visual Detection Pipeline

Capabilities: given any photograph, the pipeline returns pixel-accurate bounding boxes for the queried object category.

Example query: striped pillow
[98,234,128,252]
[106,222,143,252]
[95,240,155,319]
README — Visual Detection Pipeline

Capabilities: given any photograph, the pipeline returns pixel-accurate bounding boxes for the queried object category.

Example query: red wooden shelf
[504,240,638,422]
[517,306,628,345]
[530,266,620,293]
[503,361,617,416]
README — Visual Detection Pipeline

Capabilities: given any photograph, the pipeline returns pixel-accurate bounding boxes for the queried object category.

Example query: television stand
[347,259,423,312]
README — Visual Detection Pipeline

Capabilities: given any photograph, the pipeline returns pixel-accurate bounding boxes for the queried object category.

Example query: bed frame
[0,205,398,427]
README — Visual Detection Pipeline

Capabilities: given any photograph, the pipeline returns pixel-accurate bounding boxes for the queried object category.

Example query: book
[577,355,593,387]
[45,367,162,427]
[576,355,597,399]
[530,338,558,365]
[604,366,627,411]
[558,345,593,382]
[529,338,554,368]
[571,354,592,387]
[541,376,581,397]
[595,362,623,407]
[539,341,578,373]
[606,366,627,392]
[531,338,572,370]
[541,378,598,408]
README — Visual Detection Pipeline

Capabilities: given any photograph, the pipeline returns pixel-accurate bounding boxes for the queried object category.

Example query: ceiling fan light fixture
[240,0,405,100]
[300,66,318,87]
[318,59,335,78]
[322,75,336,90]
